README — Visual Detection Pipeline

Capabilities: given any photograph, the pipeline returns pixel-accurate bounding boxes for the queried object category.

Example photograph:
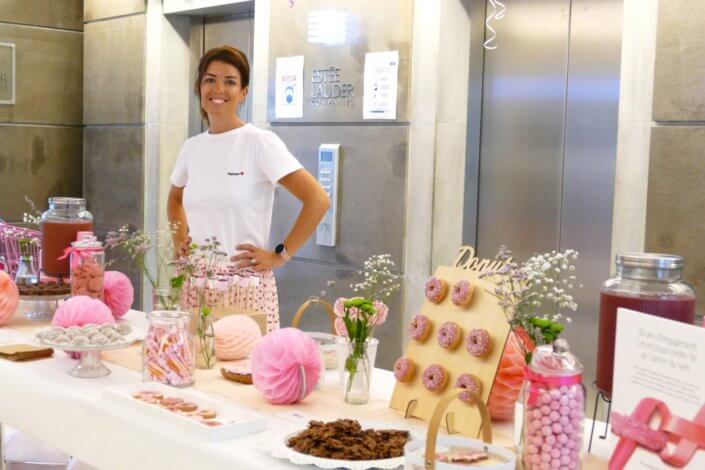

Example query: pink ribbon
[57,246,98,261]
[524,366,583,406]
[610,398,705,469]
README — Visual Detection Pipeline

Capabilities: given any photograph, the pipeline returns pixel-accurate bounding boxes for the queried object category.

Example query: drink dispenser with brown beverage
[40,198,93,278]
[596,253,696,397]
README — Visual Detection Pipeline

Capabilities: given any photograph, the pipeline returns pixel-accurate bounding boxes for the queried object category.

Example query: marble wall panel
[84,0,145,22]
[0,24,82,124]
[653,0,705,121]
[0,0,82,30]
[83,15,145,124]
[645,126,705,311]
[0,125,82,221]
[83,126,144,231]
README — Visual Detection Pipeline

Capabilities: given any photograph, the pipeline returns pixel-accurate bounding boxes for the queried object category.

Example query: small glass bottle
[522,339,585,470]
[143,310,195,387]
[40,197,93,278]
[15,239,38,286]
[69,234,105,300]
[596,253,696,396]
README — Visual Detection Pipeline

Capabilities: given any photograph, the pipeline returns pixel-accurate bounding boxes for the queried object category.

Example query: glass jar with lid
[596,253,696,396]
[69,234,105,300]
[143,310,195,387]
[522,339,585,470]
[40,197,93,278]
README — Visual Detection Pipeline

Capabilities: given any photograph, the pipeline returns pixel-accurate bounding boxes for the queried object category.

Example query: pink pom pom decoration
[102,271,134,319]
[251,328,322,404]
[0,271,20,326]
[214,315,262,360]
[52,295,115,328]
[52,295,114,360]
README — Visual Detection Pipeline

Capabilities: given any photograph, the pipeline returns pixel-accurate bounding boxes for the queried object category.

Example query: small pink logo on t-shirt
[227,171,245,176]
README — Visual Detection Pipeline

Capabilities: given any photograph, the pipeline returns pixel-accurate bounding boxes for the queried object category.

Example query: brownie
[17,281,71,296]
[286,419,410,461]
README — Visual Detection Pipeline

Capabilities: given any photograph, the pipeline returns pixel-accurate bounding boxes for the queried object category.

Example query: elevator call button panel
[316,144,340,247]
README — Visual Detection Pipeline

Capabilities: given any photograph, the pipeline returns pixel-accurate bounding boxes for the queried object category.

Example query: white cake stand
[38,338,136,378]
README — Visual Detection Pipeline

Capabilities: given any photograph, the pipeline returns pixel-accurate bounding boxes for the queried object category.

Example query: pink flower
[334,317,348,337]
[370,301,389,326]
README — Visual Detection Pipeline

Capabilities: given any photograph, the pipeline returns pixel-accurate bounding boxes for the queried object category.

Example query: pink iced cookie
[456,373,483,404]
[465,328,491,357]
[393,357,416,383]
[438,321,462,350]
[408,314,431,341]
[422,364,448,392]
[424,277,448,303]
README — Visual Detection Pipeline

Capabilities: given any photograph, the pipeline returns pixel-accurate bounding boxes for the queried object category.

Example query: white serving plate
[269,420,417,469]
[403,436,516,469]
[104,382,267,441]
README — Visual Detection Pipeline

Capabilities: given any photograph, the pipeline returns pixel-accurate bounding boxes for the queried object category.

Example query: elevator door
[468,0,622,389]
[476,0,570,258]
[189,11,254,137]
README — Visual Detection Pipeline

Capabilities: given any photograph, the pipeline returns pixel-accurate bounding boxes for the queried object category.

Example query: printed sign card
[611,308,705,468]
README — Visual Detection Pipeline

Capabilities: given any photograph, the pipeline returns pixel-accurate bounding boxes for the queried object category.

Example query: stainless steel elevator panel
[267,0,413,122]
[476,0,570,259]
[560,0,622,396]
[188,12,254,136]
[268,126,408,269]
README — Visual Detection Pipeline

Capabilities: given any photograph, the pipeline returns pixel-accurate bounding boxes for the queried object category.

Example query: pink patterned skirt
[183,269,280,333]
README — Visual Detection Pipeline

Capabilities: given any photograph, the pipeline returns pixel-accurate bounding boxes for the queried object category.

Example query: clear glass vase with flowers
[105,224,185,310]
[171,236,228,369]
[331,254,402,404]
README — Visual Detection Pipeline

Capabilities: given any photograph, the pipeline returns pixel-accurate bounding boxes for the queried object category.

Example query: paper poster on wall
[275,55,304,119]
[611,308,705,469]
[0,42,16,105]
[363,50,399,120]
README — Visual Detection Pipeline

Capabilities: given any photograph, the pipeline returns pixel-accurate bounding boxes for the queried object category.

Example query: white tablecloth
[0,310,613,469]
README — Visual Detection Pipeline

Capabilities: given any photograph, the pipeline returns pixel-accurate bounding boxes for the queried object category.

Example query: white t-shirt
[170,124,303,256]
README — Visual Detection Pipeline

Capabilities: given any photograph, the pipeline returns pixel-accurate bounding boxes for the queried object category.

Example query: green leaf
[170,274,185,289]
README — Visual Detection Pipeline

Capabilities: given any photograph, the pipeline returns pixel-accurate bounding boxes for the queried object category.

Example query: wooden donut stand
[389,246,511,438]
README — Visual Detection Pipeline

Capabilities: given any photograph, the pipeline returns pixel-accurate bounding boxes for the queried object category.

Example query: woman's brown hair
[194,46,250,121]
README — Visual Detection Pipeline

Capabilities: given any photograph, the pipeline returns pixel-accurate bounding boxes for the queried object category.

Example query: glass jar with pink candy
[521,339,585,470]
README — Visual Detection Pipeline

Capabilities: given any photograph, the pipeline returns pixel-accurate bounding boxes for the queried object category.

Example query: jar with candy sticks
[142,310,195,387]
[521,339,585,470]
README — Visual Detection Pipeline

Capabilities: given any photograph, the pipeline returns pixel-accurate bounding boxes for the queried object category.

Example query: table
[0,309,612,469]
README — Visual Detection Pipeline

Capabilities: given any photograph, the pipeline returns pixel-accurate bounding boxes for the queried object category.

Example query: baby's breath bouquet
[329,254,402,404]
[480,246,581,364]
[105,224,183,309]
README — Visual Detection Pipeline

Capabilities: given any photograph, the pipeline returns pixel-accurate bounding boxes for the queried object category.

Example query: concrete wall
[614,0,705,311]
[83,0,147,305]
[0,1,83,221]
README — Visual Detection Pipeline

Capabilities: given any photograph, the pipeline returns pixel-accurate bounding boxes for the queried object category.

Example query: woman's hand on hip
[231,244,284,271]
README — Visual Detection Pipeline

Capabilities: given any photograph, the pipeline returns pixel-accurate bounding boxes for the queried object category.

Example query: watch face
[275,244,285,254]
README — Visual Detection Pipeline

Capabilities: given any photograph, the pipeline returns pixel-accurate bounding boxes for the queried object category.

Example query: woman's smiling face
[199,60,248,120]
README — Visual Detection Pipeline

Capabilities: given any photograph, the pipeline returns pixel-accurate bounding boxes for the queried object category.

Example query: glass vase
[153,285,182,311]
[194,310,216,369]
[337,337,378,405]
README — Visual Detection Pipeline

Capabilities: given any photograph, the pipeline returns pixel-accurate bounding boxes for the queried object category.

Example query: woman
[167,46,330,332]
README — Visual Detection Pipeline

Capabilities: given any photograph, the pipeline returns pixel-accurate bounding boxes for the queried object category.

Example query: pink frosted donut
[451,280,474,306]
[424,277,448,303]
[408,314,431,341]
[465,328,491,357]
[393,357,416,383]
[456,373,483,404]
[437,321,462,350]
[422,364,448,392]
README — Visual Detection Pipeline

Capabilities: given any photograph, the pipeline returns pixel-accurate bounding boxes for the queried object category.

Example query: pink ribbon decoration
[609,397,705,469]
[524,366,583,406]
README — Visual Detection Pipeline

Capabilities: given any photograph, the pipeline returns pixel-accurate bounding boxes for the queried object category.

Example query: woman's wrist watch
[275,243,292,262]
